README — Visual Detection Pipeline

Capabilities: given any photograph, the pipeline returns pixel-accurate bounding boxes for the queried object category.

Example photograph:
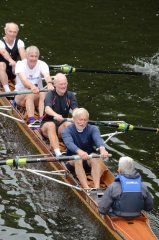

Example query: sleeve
[91,126,106,148]
[40,61,49,74]
[61,127,79,153]
[0,40,5,48]
[17,39,25,48]
[98,185,114,215]
[69,92,78,110]
[142,185,153,211]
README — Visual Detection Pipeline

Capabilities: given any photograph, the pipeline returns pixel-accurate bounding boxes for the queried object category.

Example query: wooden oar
[49,64,142,76]
[0,154,111,167]
[0,89,48,98]
[88,120,159,133]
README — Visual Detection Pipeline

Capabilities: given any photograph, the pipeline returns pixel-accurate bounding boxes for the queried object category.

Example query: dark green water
[0,0,159,239]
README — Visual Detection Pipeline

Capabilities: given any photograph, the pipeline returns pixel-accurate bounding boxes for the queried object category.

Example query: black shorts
[41,119,66,134]
[7,68,16,80]
[66,160,91,175]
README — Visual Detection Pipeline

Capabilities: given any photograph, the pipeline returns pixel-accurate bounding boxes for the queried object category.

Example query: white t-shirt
[0,39,25,49]
[15,59,49,91]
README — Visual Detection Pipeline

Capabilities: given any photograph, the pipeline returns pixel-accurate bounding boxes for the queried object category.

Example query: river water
[0,0,159,239]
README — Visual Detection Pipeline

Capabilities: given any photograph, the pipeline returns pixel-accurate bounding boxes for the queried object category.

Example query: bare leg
[72,160,90,189]
[41,122,60,150]
[0,62,9,90]
[89,158,104,188]
[15,94,26,107]
[25,93,35,118]
[38,92,46,117]
[58,121,72,137]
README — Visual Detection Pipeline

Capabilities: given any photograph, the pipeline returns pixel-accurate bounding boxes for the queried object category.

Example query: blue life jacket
[112,175,144,217]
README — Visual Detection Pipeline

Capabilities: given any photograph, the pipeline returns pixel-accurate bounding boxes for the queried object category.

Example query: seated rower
[98,156,153,217]
[61,108,109,189]
[0,22,26,92]
[14,46,54,124]
[41,73,78,157]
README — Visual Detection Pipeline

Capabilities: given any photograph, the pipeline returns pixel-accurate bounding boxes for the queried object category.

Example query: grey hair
[118,156,135,175]
[53,73,67,85]
[4,22,19,32]
[26,46,40,57]
[72,108,89,119]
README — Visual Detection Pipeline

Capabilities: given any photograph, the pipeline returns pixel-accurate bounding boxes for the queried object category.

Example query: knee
[89,158,99,167]
[75,160,83,168]
[42,122,56,133]
[26,94,34,101]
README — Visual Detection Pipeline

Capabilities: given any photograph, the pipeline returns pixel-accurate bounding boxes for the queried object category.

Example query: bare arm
[0,48,16,65]
[45,106,63,121]
[18,47,26,60]
[42,72,54,91]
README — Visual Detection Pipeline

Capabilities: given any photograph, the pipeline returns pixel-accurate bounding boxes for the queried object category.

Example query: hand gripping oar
[49,64,142,76]
[0,154,112,167]
[88,120,159,133]
[0,89,48,98]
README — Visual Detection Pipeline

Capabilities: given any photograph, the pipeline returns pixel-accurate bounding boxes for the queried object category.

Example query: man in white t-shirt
[0,22,26,92]
[15,46,54,124]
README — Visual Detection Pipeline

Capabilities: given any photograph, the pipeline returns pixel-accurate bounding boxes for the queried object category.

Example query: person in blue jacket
[98,156,153,217]
[61,108,109,189]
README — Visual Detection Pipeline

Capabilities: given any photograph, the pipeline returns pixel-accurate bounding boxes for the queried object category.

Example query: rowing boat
[0,94,157,240]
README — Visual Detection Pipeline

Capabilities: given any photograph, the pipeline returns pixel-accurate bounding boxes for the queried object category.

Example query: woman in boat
[14,45,54,124]
[98,156,153,217]
[0,22,26,92]
[40,73,78,157]
[61,107,109,189]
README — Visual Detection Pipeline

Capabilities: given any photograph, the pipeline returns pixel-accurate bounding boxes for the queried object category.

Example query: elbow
[98,207,108,215]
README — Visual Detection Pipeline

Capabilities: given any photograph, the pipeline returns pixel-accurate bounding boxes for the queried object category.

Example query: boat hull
[0,96,157,240]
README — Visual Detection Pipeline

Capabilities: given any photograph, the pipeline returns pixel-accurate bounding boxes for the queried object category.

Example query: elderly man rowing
[0,22,26,92]
[61,108,109,189]
[14,46,54,124]
[41,73,78,157]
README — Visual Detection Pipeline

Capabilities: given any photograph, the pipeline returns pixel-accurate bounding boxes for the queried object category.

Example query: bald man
[41,73,78,157]
[0,22,26,91]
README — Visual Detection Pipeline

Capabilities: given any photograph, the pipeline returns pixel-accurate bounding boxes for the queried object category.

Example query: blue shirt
[61,124,105,155]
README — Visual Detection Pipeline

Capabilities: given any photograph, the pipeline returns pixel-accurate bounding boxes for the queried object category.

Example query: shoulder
[67,91,76,97]
[46,90,55,97]
[17,39,25,48]
[0,40,5,48]
[87,124,99,131]
[38,60,49,70]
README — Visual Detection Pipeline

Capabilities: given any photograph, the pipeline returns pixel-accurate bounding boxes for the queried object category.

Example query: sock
[28,116,35,123]
[54,148,62,157]
[3,85,10,92]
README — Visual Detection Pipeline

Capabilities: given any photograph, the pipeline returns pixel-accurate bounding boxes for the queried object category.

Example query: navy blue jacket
[62,124,106,155]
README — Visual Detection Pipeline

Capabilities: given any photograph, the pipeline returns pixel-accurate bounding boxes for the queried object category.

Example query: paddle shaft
[49,64,142,76]
[0,154,109,167]
[88,120,159,133]
[0,89,48,97]
[72,68,142,75]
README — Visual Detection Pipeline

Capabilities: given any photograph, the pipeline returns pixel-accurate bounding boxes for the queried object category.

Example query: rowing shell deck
[0,96,157,240]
